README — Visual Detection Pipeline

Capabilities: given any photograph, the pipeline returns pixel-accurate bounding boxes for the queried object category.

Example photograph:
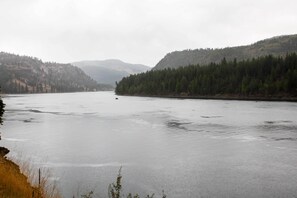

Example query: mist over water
[2,92,297,197]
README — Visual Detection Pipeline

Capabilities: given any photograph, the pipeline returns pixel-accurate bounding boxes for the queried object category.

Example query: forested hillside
[0,52,113,93]
[116,54,297,100]
[154,34,297,70]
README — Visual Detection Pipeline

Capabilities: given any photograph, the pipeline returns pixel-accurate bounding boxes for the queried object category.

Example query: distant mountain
[0,52,113,94]
[72,59,151,85]
[154,34,297,70]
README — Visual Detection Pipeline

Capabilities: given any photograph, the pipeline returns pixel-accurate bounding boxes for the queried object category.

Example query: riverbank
[0,147,37,198]
[118,93,297,102]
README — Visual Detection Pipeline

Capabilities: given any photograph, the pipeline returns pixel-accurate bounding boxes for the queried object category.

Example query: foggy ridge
[72,59,150,86]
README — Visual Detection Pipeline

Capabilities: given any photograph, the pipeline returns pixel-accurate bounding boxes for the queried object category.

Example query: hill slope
[72,59,150,85]
[154,34,297,70]
[0,52,113,93]
[116,54,297,101]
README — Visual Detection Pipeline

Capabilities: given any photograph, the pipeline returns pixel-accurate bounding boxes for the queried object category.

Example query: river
[1,91,297,197]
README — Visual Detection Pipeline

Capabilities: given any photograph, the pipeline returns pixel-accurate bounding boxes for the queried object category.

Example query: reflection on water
[2,92,297,198]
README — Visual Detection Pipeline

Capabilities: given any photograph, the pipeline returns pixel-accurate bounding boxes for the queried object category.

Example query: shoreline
[117,94,297,102]
[0,90,114,96]
[2,91,297,102]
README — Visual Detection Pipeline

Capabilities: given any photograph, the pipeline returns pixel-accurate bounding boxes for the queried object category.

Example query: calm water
[1,92,297,198]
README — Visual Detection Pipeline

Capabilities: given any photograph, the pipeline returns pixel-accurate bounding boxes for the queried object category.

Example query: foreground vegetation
[77,168,166,198]
[0,156,35,198]
[0,155,61,198]
[116,53,297,100]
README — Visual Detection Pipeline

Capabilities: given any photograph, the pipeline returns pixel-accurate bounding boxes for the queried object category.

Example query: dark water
[2,92,297,197]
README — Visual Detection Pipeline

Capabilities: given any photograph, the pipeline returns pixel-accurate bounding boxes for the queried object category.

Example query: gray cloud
[0,0,297,66]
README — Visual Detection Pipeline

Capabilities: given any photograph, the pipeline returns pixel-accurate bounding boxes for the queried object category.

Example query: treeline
[115,54,297,99]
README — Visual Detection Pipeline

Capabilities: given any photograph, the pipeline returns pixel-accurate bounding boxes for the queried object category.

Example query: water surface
[2,92,297,197]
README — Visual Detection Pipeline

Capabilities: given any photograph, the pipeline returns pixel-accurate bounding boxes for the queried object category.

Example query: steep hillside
[154,34,297,70]
[0,52,113,93]
[73,59,150,85]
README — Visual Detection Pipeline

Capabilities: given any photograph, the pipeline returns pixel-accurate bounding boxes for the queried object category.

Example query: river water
[1,92,297,198]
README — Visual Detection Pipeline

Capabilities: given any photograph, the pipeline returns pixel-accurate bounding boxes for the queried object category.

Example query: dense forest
[116,54,297,100]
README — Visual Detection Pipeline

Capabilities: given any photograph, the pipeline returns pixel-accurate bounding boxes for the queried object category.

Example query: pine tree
[0,87,5,125]
[115,53,297,98]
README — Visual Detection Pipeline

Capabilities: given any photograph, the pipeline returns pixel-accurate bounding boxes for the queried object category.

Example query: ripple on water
[272,137,297,141]
[258,120,297,133]
[166,120,192,131]
[2,138,29,142]
[201,115,223,119]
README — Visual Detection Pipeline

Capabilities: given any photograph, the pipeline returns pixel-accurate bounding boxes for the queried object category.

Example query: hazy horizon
[1,0,297,66]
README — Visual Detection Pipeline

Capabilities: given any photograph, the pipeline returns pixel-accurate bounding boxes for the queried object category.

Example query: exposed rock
[0,147,9,157]
[0,52,113,93]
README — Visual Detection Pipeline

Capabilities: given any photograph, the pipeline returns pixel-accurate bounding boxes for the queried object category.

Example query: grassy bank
[0,153,36,197]
[0,147,60,198]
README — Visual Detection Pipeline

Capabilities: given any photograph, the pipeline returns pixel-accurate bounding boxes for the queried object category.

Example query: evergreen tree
[0,87,5,125]
[115,53,297,99]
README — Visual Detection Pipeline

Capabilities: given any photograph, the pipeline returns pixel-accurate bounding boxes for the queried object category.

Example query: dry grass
[0,155,61,198]
[0,157,34,197]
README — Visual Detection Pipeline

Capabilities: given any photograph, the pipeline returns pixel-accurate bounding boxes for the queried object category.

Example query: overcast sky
[0,0,296,67]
